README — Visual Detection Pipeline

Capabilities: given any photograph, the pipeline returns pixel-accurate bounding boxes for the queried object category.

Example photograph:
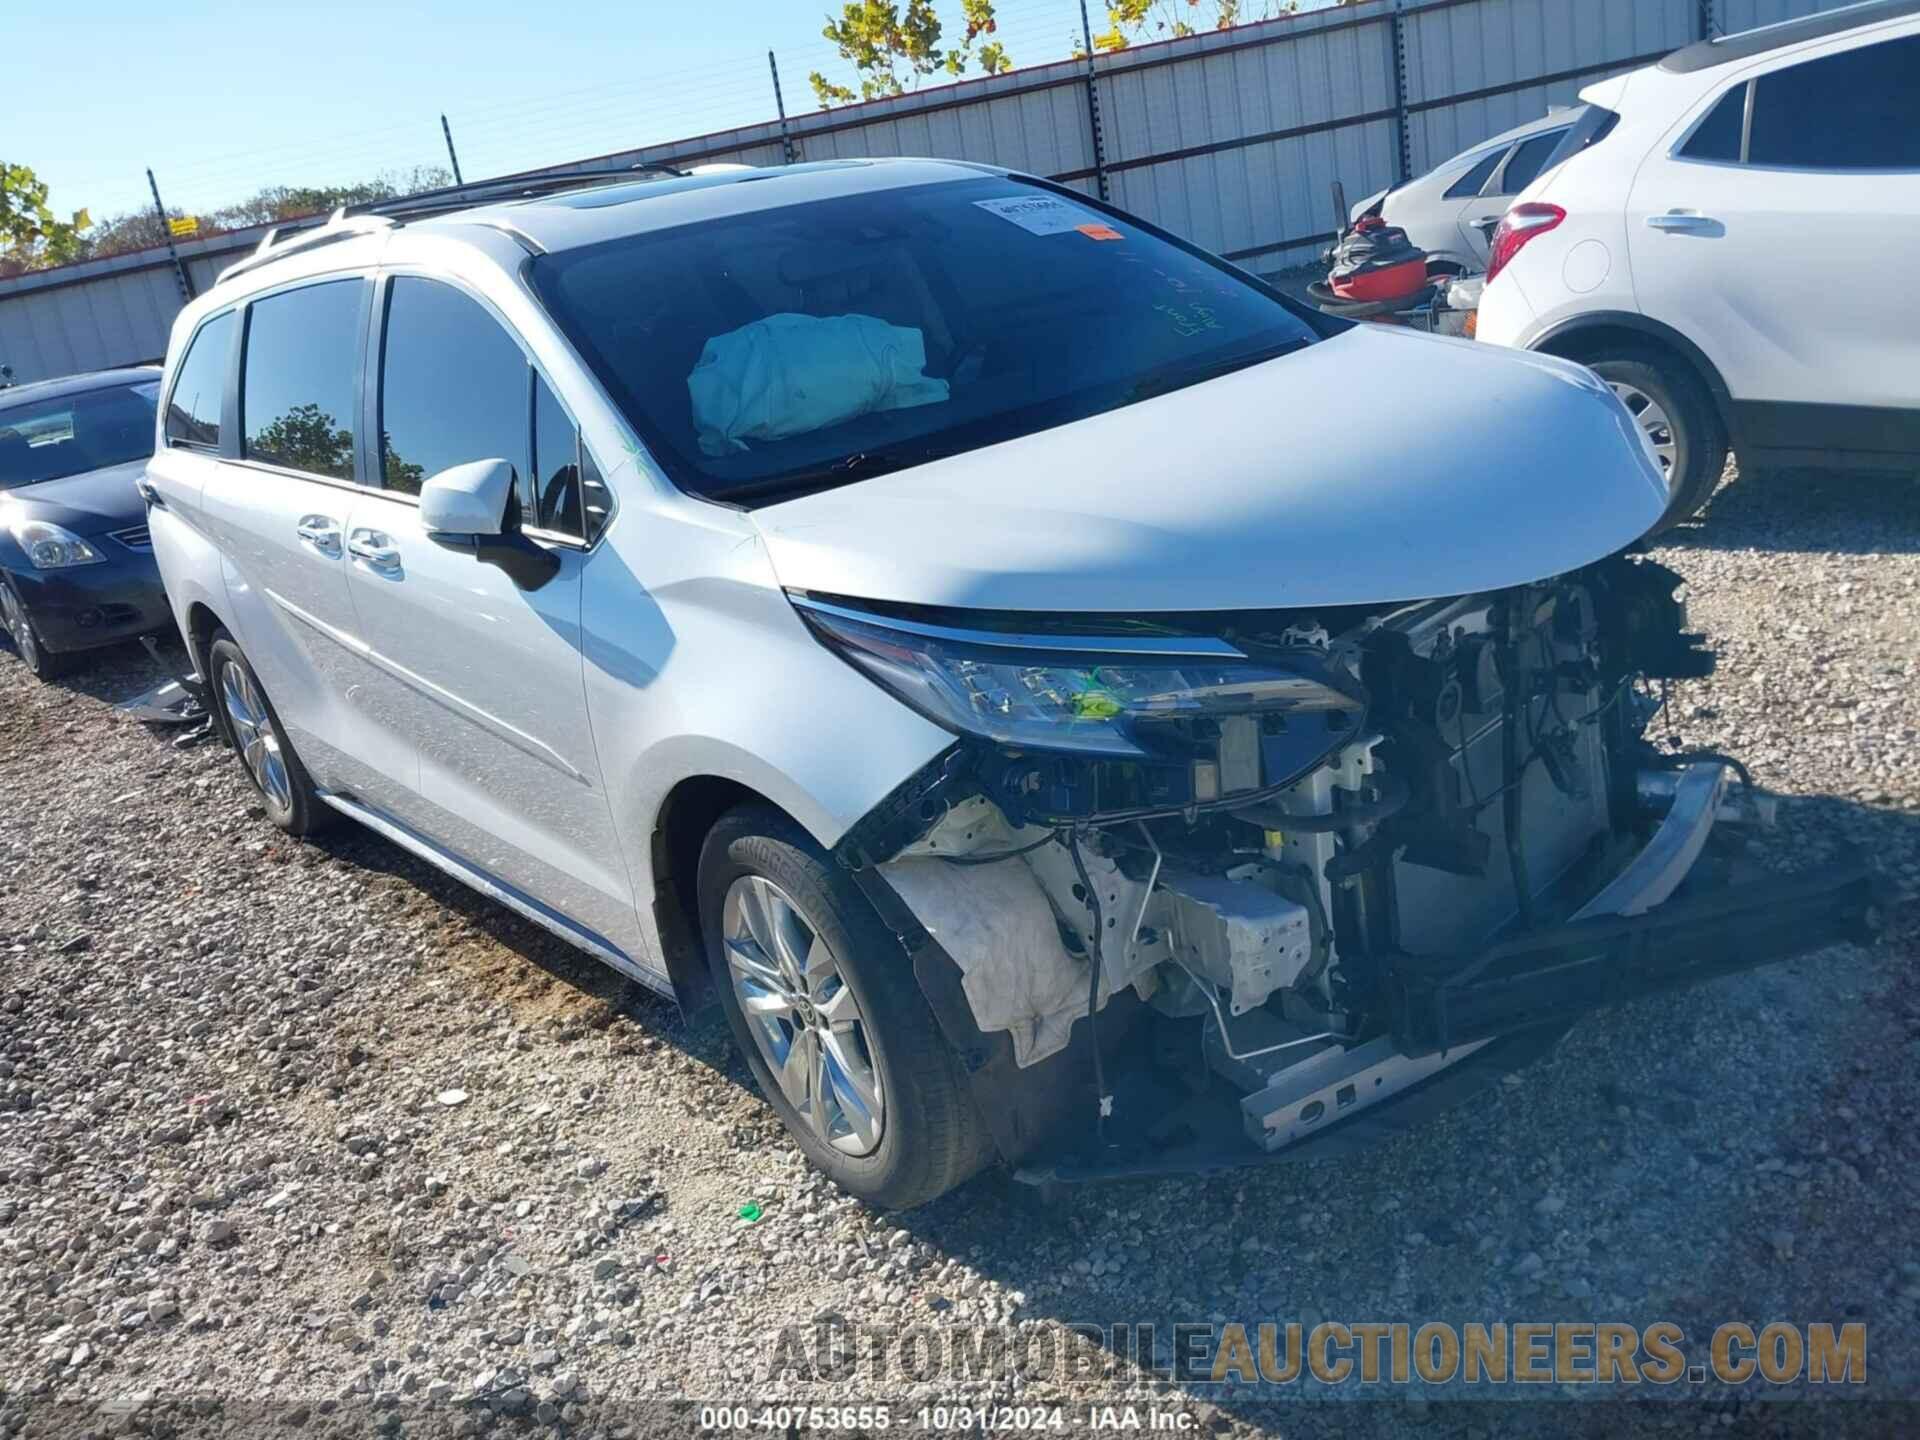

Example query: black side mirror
[475,491,560,591]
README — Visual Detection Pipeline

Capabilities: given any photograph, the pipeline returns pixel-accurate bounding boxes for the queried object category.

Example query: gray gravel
[2,462,1916,1437]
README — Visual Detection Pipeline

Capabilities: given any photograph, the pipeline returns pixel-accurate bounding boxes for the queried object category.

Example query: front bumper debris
[1389,858,1880,1057]
[993,763,1881,1187]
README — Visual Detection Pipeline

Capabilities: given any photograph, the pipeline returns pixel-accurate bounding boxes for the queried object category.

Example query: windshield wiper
[1125,338,1313,404]
[710,446,946,505]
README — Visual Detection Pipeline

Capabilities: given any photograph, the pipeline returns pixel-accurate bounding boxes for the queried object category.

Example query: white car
[1347,110,1578,273]
[1477,0,1920,532]
[144,160,1873,1208]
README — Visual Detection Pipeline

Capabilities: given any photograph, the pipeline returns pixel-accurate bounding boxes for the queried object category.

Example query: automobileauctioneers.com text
[751,1317,1867,1391]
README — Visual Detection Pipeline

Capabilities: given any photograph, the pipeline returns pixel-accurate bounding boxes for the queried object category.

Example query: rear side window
[1748,35,1920,170]
[1680,84,1747,163]
[166,311,235,449]
[1442,149,1504,200]
[1496,130,1568,195]
[243,281,364,481]
[379,278,528,498]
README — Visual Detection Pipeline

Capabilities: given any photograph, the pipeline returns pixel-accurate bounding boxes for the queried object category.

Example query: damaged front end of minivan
[806,558,1881,1184]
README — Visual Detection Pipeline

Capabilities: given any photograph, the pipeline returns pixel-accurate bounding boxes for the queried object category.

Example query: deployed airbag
[687,312,949,456]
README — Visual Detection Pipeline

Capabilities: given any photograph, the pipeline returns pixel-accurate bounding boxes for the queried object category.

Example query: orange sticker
[1076,223,1124,241]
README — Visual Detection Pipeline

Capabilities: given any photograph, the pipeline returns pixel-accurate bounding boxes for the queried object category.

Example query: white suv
[1477,0,1920,530]
[146,160,1874,1207]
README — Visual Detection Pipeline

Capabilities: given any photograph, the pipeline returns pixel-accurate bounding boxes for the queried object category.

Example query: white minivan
[146,160,1875,1206]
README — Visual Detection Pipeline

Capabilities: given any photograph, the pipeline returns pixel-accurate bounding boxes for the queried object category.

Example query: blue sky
[18,0,1112,224]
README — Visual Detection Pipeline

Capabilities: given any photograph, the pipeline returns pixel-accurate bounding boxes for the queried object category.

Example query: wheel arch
[184,599,225,678]
[649,774,807,1013]
[1529,312,1736,444]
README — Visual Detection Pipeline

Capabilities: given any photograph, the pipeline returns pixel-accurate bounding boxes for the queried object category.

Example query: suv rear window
[1680,85,1747,163]
[242,280,364,481]
[1496,130,1568,195]
[1748,34,1920,170]
[1442,149,1504,200]
[530,177,1320,504]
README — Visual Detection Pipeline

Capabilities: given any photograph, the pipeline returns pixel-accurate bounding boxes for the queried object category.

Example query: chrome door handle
[135,475,166,509]
[1646,211,1718,233]
[295,516,343,556]
[347,529,401,571]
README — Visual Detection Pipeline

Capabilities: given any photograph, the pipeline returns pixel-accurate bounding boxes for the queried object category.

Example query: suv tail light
[1486,203,1566,283]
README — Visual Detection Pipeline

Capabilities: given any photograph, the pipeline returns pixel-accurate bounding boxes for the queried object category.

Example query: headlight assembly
[792,595,1363,762]
[12,520,104,570]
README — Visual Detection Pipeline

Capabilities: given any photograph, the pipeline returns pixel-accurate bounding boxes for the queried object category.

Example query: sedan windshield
[0,381,159,489]
[530,177,1320,504]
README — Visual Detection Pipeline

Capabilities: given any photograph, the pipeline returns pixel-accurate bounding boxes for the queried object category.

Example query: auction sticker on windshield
[974,194,1100,235]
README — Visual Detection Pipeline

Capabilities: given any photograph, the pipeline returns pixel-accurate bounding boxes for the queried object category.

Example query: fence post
[768,51,798,165]
[440,115,465,185]
[145,169,196,305]
[1389,0,1413,185]
[1077,0,1112,202]
[1697,0,1718,40]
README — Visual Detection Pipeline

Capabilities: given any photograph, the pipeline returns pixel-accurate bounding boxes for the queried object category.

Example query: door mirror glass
[419,458,515,536]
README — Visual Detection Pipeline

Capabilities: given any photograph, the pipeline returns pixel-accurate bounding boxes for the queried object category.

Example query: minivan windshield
[0,381,159,489]
[530,177,1321,504]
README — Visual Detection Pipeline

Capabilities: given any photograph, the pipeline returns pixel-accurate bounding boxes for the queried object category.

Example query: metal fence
[0,0,1852,384]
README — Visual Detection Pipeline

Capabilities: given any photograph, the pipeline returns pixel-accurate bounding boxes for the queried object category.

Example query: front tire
[205,629,330,837]
[1,577,65,681]
[698,804,989,1208]
[1588,350,1727,535]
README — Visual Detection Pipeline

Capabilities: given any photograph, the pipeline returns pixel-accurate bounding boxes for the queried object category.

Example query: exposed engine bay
[812,556,1878,1179]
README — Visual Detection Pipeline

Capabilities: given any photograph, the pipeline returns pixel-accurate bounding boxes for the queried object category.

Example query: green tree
[0,163,91,276]
[1092,0,1325,52]
[67,167,455,268]
[810,0,1011,108]
[251,403,354,480]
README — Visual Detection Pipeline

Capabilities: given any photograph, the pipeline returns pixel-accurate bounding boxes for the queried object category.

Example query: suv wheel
[698,804,990,1208]
[1588,351,1727,535]
[205,629,331,837]
[1,578,65,681]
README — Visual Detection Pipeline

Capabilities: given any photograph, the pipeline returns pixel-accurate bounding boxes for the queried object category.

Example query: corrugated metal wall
[0,0,1860,383]
[0,220,304,385]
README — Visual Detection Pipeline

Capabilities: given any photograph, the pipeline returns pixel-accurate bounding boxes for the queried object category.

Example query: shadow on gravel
[1663,463,1920,555]
[301,808,738,1068]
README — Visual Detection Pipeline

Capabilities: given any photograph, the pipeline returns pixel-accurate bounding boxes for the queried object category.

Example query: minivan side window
[379,277,528,500]
[1747,34,1920,170]
[165,310,236,449]
[242,281,363,481]
[533,375,599,541]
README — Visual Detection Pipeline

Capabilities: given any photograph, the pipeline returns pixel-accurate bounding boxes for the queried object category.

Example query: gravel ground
[2,462,1917,1439]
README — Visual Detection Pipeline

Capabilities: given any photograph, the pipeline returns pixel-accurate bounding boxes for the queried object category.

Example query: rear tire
[205,629,331,837]
[1586,350,1727,535]
[698,803,990,1209]
[1,577,66,681]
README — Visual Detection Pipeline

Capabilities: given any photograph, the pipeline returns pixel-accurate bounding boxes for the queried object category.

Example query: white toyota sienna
[146,159,1875,1207]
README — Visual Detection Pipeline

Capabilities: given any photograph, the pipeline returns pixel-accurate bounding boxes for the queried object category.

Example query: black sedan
[0,367,172,681]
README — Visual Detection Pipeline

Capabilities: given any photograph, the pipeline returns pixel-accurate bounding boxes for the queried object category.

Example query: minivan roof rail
[338,161,691,222]
[212,162,693,289]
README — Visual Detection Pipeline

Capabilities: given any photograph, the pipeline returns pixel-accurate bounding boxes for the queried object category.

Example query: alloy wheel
[219,660,293,811]
[1,583,40,672]
[722,874,885,1156]
[1608,381,1679,494]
